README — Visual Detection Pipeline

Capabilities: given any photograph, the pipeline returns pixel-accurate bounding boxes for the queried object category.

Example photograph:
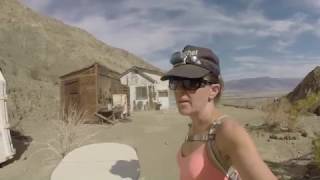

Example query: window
[136,86,147,100]
[158,90,168,97]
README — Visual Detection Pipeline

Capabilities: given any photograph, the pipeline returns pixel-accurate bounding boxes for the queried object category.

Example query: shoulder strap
[206,115,230,172]
[207,139,228,173]
[206,115,241,180]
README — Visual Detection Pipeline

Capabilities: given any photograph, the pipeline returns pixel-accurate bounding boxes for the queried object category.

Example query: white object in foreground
[51,143,140,180]
[0,70,15,164]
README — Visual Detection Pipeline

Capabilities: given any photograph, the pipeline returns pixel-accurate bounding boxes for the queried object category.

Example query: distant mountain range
[224,77,302,93]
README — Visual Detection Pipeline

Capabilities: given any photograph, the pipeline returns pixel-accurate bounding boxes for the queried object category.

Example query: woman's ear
[208,84,220,101]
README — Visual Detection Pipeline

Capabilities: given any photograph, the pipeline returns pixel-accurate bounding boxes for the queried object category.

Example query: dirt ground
[1,105,320,180]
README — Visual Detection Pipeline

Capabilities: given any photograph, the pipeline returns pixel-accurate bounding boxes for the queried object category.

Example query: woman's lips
[178,100,189,104]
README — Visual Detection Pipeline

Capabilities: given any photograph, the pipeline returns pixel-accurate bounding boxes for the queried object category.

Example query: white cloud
[25,0,318,55]
[67,14,194,57]
[235,44,256,51]
[302,0,320,10]
[59,1,317,58]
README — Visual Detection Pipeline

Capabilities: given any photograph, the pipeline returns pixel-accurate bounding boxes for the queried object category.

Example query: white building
[120,66,174,112]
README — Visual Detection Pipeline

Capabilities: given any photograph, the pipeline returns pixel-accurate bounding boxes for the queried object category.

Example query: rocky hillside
[287,66,320,102]
[287,66,320,115]
[0,0,161,128]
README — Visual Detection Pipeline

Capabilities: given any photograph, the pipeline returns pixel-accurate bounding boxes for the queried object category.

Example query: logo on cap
[183,50,198,56]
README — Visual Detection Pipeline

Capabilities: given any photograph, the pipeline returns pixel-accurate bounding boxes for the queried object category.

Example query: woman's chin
[177,106,193,116]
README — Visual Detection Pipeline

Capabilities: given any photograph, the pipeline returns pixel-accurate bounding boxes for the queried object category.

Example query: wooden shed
[60,63,129,123]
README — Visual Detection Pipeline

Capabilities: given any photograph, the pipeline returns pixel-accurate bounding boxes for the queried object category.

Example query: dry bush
[47,106,88,158]
[262,98,291,131]
[33,105,100,159]
[263,92,320,132]
[313,137,320,168]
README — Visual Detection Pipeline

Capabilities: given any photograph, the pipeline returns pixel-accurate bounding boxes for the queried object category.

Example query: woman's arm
[216,119,277,180]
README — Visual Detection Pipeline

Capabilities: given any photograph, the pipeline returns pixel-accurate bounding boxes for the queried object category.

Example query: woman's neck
[189,105,223,134]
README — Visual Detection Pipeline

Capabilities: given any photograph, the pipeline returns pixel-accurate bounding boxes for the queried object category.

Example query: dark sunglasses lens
[169,79,205,90]
[170,52,184,65]
[169,80,177,90]
[183,79,200,90]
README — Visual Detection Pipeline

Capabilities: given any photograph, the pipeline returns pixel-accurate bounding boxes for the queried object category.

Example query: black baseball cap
[161,45,221,81]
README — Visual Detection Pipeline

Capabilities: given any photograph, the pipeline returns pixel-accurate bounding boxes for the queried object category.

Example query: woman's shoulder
[216,116,242,136]
[215,116,251,151]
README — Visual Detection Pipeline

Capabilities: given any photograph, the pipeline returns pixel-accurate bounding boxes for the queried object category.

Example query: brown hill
[287,66,320,115]
[0,0,161,127]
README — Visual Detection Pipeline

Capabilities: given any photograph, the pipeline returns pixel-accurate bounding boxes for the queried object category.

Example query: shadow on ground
[0,130,32,168]
[110,159,140,180]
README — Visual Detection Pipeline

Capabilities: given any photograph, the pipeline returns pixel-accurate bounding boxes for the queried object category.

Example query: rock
[297,151,301,154]
[269,134,277,140]
[300,130,308,137]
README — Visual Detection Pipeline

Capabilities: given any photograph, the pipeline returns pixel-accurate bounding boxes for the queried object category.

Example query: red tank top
[177,143,228,180]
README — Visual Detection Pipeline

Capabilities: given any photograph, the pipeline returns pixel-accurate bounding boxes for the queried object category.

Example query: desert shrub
[263,91,320,131]
[49,106,88,157]
[33,105,99,159]
[288,91,320,129]
[313,137,320,168]
[263,98,291,130]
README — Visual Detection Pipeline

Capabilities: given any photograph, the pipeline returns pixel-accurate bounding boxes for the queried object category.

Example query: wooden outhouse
[60,63,129,123]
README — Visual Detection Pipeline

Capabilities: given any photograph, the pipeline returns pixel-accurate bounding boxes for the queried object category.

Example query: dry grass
[262,98,292,131]
[47,106,88,158]
[263,92,320,132]
[32,105,100,160]
[313,138,320,168]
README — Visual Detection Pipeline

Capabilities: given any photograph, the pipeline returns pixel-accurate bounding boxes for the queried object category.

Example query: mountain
[286,66,320,115]
[0,0,161,126]
[287,66,320,102]
[224,77,301,94]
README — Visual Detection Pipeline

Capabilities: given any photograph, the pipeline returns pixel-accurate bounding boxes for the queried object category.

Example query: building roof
[121,66,164,77]
[136,70,156,83]
[59,62,119,79]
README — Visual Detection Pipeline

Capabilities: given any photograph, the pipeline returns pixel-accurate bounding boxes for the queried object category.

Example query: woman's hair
[203,73,224,104]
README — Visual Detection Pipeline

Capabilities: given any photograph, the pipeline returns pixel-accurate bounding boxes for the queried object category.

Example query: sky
[21,0,320,80]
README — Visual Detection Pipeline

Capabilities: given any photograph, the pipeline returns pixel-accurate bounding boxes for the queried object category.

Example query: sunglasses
[170,51,202,66]
[169,78,213,91]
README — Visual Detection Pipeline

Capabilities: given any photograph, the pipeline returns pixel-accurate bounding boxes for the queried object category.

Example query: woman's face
[172,79,219,116]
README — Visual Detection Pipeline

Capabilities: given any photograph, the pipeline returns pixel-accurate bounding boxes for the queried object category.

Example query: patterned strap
[185,115,229,142]
[185,134,209,141]
[207,115,241,180]
[185,115,240,179]
[206,115,230,173]
[208,114,229,135]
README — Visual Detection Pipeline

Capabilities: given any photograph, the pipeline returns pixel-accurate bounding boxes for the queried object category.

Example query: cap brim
[160,64,209,81]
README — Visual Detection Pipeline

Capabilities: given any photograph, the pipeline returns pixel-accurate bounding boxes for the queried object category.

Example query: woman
[161,45,277,180]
